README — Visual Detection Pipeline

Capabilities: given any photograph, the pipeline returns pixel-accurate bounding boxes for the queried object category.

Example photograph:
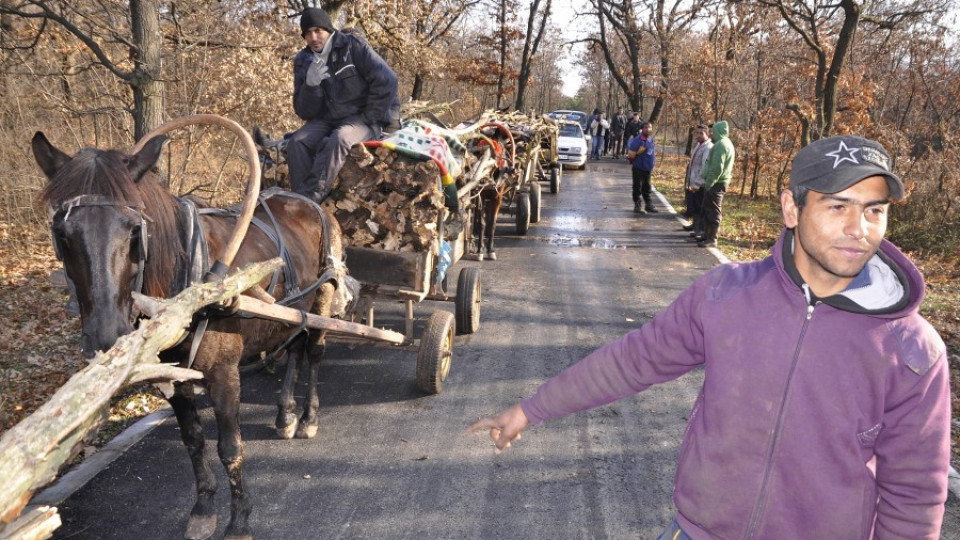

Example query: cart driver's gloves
[306,60,330,87]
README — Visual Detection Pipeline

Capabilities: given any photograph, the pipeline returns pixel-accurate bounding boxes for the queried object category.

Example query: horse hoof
[184,514,217,540]
[295,423,319,439]
[276,421,298,440]
[486,251,497,261]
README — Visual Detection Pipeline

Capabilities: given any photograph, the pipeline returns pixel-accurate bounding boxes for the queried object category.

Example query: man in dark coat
[286,7,400,203]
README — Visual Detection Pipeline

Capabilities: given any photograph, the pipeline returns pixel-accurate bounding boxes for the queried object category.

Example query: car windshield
[559,124,582,137]
[550,111,588,130]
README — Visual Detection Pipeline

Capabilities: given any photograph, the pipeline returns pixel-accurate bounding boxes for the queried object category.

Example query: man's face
[304,27,331,52]
[695,128,708,143]
[642,124,653,136]
[781,175,891,297]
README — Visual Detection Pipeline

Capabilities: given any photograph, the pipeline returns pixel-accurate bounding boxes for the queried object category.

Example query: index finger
[465,417,500,435]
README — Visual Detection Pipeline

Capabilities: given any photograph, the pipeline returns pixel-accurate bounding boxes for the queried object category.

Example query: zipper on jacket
[802,283,816,319]
[744,288,816,538]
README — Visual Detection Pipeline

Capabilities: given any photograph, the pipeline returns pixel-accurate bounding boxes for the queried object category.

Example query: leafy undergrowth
[657,162,960,460]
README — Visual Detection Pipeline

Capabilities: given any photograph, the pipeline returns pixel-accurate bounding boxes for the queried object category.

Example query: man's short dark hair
[791,185,809,211]
[696,124,708,130]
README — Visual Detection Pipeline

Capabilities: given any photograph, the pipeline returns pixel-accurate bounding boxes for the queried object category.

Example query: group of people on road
[588,107,643,160]
[285,11,950,539]
[622,118,733,250]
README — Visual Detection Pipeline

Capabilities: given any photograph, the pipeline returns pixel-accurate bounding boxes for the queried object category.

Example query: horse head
[32,132,174,358]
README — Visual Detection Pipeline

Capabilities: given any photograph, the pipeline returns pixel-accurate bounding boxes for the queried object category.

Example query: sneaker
[634,202,642,213]
[681,224,695,232]
[466,252,484,261]
[646,207,660,213]
[698,239,717,248]
[486,251,497,261]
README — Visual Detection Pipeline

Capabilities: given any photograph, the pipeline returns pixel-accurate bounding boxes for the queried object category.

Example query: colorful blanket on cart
[366,120,467,188]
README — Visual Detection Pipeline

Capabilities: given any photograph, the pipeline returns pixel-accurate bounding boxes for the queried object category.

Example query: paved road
[47,159,960,539]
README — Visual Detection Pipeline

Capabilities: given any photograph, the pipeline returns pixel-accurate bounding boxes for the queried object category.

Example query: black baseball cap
[789,135,904,200]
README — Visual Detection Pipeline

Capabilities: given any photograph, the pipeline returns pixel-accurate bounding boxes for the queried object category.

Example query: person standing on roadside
[694,120,734,247]
[682,125,712,236]
[624,112,642,150]
[286,7,400,203]
[588,110,609,160]
[469,134,950,540]
[610,107,628,158]
[627,122,657,214]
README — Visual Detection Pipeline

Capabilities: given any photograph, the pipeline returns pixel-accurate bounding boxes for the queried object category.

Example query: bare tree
[0,0,164,139]
[750,0,945,145]
[588,0,647,114]
[588,0,710,123]
[514,0,552,111]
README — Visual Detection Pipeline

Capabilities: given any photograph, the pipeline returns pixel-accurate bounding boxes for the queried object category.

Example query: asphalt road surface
[47,159,960,539]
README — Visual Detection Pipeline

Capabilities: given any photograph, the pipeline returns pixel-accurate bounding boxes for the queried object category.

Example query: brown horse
[468,123,516,261]
[32,132,346,540]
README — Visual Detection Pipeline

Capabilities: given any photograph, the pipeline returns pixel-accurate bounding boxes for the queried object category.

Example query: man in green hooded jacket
[696,121,735,247]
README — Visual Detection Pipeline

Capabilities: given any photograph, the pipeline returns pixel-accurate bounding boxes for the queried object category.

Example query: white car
[556,121,587,170]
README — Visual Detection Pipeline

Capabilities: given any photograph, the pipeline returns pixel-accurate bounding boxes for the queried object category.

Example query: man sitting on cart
[287,7,401,204]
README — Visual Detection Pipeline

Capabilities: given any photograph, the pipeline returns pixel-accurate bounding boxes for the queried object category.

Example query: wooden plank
[345,246,426,288]
[235,296,406,345]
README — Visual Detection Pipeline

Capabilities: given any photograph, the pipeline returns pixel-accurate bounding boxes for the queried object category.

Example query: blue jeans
[591,135,605,159]
[655,519,692,540]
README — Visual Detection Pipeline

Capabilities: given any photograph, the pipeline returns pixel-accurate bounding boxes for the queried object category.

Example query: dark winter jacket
[293,31,399,128]
[522,229,950,539]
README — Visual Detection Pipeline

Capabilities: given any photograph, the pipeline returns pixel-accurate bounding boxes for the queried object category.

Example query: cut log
[322,144,446,253]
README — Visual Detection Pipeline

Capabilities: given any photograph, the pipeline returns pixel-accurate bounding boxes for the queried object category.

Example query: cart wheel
[417,311,455,394]
[530,181,542,224]
[455,267,481,334]
[515,192,531,235]
[550,167,561,193]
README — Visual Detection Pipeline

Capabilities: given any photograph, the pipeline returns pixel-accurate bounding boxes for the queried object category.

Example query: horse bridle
[52,194,151,295]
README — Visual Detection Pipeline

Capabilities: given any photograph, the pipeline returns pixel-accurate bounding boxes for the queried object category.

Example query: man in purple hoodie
[469,135,950,539]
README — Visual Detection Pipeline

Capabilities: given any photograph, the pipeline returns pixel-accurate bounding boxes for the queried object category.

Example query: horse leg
[295,281,336,439]
[206,360,253,540]
[485,193,502,260]
[471,194,486,259]
[275,334,306,439]
[168,382,219,540]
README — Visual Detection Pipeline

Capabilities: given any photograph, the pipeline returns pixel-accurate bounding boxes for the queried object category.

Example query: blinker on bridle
[52,194,152,295]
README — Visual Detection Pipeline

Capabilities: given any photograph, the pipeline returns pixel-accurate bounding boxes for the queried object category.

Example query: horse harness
[54,189,344,369]
[52,194,152,296]
[186,188,344,368]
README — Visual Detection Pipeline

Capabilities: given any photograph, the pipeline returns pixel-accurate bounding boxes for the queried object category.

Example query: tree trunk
[411,73,425,101]
[821,0,861,138]
[130,0,164,140]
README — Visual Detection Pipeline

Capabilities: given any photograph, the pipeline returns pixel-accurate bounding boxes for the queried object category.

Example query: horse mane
[41,147,185,298]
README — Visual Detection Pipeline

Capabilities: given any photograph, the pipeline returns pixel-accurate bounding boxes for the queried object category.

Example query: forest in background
[0,0,957,443]
[0,0,956,252]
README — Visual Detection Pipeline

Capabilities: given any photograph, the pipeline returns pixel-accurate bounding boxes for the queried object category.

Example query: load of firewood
[320,143,447,253]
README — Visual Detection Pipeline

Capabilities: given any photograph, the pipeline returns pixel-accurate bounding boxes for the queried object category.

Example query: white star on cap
[825,141,860,168]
